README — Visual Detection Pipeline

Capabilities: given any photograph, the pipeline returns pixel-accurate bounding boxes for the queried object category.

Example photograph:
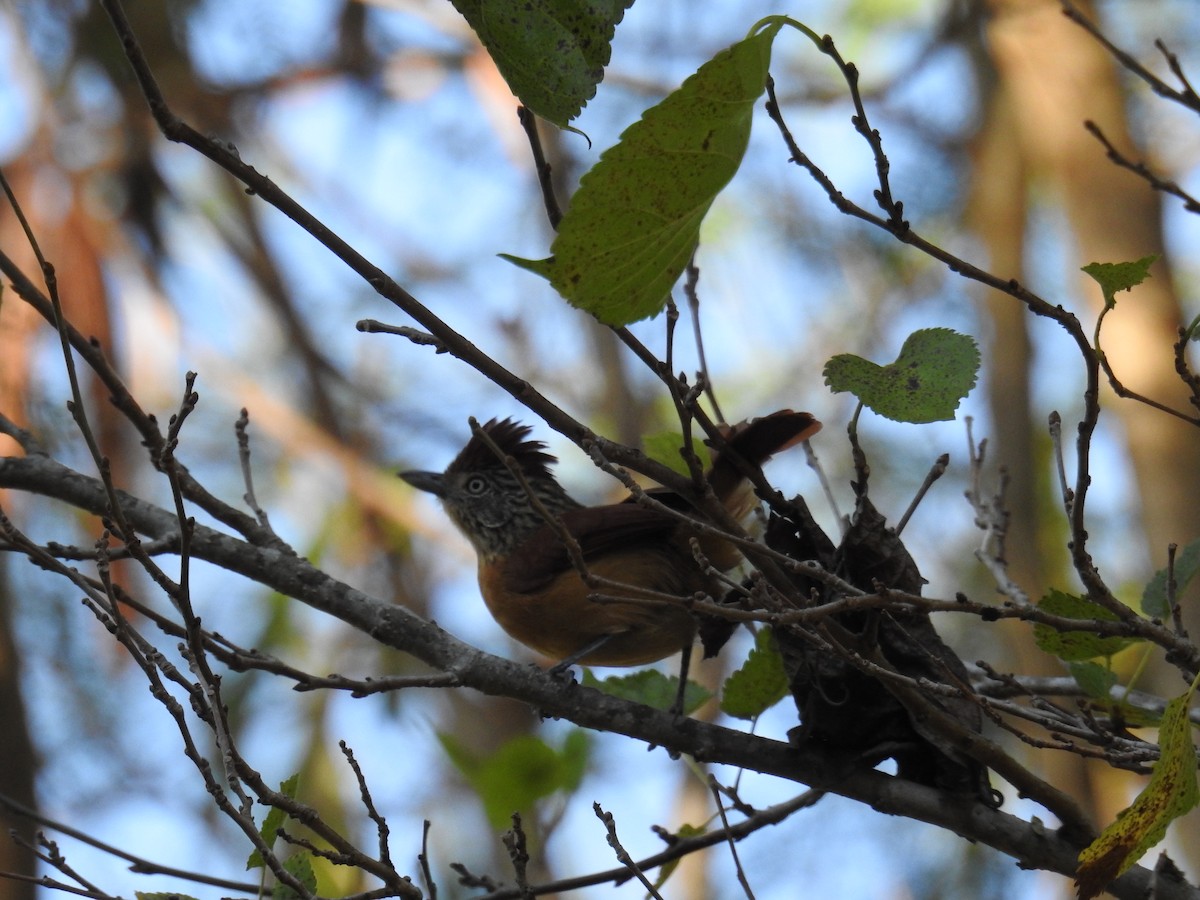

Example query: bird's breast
[476,548,702,666]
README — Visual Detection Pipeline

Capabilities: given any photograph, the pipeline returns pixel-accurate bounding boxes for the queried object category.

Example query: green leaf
[720,628,788,719]
[1142,538,1200,619]
[1081,255,1158,310]
[642,430,712,476]
[582,668,712,714]
[273,851,318,900]
[137,894,199,900]
[1068,660,1119,701]
[558,728,591,792]
[248,774,300,870]
[449,0,633,126]
[1033,590,1136,661]
[1076,678,1200,899]
[503,19,787,325]
[437,732,591,829]
[823,328,980,423]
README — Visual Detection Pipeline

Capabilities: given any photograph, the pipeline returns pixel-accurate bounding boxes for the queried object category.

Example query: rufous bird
[399,411,819,670]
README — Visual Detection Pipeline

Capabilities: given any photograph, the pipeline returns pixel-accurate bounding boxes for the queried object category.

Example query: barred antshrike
[399,411,819,669]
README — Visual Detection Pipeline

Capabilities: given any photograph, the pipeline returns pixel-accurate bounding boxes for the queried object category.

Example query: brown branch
[1059,2,1200,115]
[1083,121,1200,216]
[516,106,563,230]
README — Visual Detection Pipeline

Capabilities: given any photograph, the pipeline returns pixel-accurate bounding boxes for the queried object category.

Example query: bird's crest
[446,418,559,480]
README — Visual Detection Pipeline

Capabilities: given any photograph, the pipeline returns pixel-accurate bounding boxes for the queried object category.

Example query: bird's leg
[546,633,614,678]
[669,643,693,718]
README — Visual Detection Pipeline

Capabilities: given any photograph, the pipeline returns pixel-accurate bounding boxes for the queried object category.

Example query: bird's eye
[464,475,488,495]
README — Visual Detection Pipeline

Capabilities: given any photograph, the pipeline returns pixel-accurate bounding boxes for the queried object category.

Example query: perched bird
[399,411,819,669]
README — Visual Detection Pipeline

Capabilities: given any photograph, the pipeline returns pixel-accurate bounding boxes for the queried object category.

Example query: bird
[399,411,820,671]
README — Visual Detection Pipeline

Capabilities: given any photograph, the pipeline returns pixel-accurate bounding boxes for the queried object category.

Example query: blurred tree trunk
[972,0,1200,874]
[0,568,36,900]
[0,174,38,900]
[0,162,70,900]
[968,56,1101,832]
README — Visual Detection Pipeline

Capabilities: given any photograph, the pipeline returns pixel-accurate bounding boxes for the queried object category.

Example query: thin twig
[1166,544,1187,639]
[516,105,563,229]
[418,821,438,900]
[708,776,756,900]
[895,452,949,536]
[341,741,394,869]
[1059,1,1200,114]
[1084,121,1200,216]
[1047,411,1073,520]
[1089,263,1200,425]
[802,438,844,535]
[357,319,448,353]
[235,409,274,530]
[682,255,724,421]
[592,804,664,900]
[501,814,535,900]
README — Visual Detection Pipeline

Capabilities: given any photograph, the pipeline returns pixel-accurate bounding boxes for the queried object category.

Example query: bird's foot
[544,659,579,681]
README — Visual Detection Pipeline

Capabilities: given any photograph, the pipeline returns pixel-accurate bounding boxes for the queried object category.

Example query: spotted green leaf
[1076,678,1200,899]
[450,0,633,126]
[823,328,979,423]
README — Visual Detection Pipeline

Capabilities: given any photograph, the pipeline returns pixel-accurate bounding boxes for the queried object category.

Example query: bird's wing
[499,503,681,595]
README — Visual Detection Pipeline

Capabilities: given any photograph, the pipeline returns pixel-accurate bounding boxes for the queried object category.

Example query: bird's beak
[398,470,446,498]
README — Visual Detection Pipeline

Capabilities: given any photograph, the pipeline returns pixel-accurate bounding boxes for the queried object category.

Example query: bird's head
[399,418,578,558]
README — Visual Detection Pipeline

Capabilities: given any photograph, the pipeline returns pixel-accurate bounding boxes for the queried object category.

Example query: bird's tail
[707,409,821,518]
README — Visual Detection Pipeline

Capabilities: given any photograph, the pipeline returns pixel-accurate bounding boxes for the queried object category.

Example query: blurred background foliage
[1,0,1199,898]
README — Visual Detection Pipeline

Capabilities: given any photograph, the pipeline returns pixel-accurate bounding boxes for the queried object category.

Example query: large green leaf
[504,18,786,325]
[450,0,633,126]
